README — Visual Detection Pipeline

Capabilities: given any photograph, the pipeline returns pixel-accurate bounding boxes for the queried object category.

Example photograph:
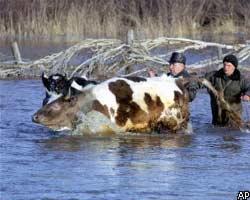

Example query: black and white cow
[41,73,98,105]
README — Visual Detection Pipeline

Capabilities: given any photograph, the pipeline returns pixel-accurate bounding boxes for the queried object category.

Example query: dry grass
[0,0,249,41]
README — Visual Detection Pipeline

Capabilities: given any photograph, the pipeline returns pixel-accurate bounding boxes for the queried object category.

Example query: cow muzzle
[32,113,39,123]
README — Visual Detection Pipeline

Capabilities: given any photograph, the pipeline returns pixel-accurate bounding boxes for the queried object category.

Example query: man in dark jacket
[205,54,250,126]
[148,52,198,102]
[167,52,198,102]
[167,52,189,77]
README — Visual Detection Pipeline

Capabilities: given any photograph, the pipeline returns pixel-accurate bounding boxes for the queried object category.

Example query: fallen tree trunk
[0,37,249,80]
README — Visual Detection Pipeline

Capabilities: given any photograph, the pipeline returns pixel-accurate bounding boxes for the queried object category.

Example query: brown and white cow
[32,74,201,134]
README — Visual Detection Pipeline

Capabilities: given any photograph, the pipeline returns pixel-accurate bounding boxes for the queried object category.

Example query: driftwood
[11,42,22,64]
[182,77,243,128]
[0,36,249,79]
[200,78,242,127]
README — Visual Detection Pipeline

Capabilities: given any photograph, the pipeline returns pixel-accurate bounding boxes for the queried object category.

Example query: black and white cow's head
[42,73,69,105]
[41,73,98,105]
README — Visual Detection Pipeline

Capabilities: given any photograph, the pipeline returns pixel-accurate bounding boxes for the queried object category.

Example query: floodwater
[1,80,250,200]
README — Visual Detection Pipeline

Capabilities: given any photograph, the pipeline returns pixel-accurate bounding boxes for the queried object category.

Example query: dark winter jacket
[205,68,250,126]
[167,70,199,102]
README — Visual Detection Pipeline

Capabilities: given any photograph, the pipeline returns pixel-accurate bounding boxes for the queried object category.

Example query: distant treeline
[0,0,249,40]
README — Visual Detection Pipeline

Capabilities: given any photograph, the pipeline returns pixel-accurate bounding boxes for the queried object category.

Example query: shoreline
[1,65,249,81]
[0,36,249,81]
[1,0,249,40]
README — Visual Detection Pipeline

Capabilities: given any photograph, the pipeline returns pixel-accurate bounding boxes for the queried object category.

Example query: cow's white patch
[43,73,49,79]
[92,78,121,122]
[128,75,181,113]
[52,75,62,80]
[71,80,95,91]
[57,126,72,131]
[71,80,84,91]
[91,76,181,123]
[80,75,88,80]
[47,91,62,104]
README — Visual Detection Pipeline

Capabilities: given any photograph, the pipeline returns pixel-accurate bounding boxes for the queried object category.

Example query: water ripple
[1,80,250,200]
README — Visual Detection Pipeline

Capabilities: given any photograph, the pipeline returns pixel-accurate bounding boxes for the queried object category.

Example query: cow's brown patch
[175,79,186,93]
[144,93,164,128]
[108,80,149,127]
[109,80,133,126]
[169,88,190,130]
[173,91,183,105]
[144,92,183,132]
[154,117,179,133]
[162,117,178,131]
[177,112,181,119]
[175,79,190,103]
[92,100,110,118]
[109,80,133,103]
[115,100,148,127]
[129,102,148,124]
[115,103,130,126]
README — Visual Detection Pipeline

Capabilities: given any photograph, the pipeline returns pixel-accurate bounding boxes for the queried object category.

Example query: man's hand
[241,95,250,101]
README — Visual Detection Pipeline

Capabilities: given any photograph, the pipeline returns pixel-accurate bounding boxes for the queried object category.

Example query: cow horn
[41,72,48,79]
[41,72,50,89]
[64,88,71,100]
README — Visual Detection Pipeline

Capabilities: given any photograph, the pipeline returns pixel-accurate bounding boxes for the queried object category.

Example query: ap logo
[237,191,250,200]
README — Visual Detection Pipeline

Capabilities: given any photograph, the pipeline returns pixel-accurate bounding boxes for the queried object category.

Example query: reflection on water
[1,80,250,200]
[38,133,193,152]
[0,38,75,61]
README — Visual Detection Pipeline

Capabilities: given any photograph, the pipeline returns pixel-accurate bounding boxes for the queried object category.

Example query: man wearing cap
[148,52,198,102]
[205,54,250,126]
[167,52,189,78]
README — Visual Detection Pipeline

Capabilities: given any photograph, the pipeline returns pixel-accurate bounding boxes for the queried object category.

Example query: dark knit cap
[169,52,186,65]
[223,54,238,68]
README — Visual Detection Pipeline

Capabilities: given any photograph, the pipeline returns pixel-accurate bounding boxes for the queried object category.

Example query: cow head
[33,95,81,131]
[42,73,98,105]
[42,72,70,97]
[33,90,95,131]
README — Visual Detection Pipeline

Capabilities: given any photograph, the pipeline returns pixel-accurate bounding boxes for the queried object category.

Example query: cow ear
[41,72,50,89]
